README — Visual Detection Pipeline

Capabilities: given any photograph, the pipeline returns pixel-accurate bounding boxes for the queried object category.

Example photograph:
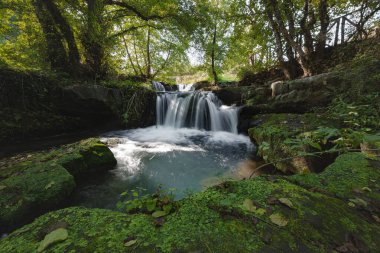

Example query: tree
[190,0,234,84]
[32,0,81,74]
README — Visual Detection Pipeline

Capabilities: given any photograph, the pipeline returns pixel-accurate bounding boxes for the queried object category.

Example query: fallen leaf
[278,198,294,208]
[372,215,380,223]
[152,211,167,218]
[362,187,372,192]
[349,198,368,207]
[242,199,257,212]
[0,185,7,191]
[348,202,356,208]
[37,228,68,252]
[45,181,55,190]
[255,208,266,215]
[352,188,364,194]
[336,242,358,253]
[269,213,288,227]
[124,240,137,247]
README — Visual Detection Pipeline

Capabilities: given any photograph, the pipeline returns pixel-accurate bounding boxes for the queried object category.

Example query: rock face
[266,73,339,112]
[54,84,157,129]
[1,152,379,252]
[212,87,244,106]
[0,69,156,144]
[54,85,124,122]
[0,138,116,233]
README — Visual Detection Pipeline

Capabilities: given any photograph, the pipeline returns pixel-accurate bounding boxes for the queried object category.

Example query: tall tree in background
[32,0,81,74]
[261,0,331,76]
[191,0,233,84]
[1,0,379,80]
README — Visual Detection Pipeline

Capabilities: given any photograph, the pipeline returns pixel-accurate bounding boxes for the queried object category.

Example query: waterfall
[152,81,166,92]
[153,82,239,133]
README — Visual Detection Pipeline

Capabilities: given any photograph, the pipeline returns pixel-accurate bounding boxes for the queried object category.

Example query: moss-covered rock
[0,138,116,233]
[248,113,338,174]
[2,167,380,252]
[291,153,380,207]
[0,163,75,233]
[56,138,117,180]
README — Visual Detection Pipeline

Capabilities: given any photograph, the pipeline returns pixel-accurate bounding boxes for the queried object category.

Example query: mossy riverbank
[0,138,116,233]
[1,152,379,252]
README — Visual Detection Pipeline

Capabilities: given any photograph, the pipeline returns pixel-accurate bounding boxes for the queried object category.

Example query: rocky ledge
[0,138,116,233]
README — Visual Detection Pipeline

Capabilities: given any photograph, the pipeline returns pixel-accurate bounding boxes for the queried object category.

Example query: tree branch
[105,0,172,21]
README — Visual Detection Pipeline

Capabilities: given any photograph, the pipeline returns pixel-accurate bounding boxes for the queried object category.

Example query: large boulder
[56,138,117,180]
[0,163,75,233]
[0,138,116,233]
[53,85,124,122]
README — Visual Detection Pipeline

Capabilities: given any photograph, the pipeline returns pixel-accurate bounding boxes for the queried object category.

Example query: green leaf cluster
[117,186,176,218]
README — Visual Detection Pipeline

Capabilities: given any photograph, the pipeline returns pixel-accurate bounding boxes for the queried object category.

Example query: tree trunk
[146,27,152,79]
[211,25,218,85]
[83,0,108,79]
[32,0,68,71]
[266,0,303,78]
[121,33,139,76]
[43,0,81,69]
[132,37,145,77]
[315,0,329,59]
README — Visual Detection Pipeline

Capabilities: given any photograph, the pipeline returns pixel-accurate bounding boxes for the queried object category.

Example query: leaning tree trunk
[43,0,81,70]
[299,0,317,76]
[146,27,152,79]
[32,0,68,71]
[265,5,291,79]
[211,25,218,85]
[315,0,329,61]
[266,0,311,79]
[83,0,108,79]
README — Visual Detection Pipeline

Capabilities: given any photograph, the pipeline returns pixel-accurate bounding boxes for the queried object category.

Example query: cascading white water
[152,81,166,92]
[72,82,251,207]
[177,84,195,92]
[153,82,239,133]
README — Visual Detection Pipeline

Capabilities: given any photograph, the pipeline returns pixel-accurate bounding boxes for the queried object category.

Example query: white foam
[102,127,253,176]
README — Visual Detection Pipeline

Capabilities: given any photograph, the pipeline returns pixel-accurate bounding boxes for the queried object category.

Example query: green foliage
[282,95,380,156]
[0,1,48,70]
[292,152,380,200]
[283,127,370,155]
[328,95,380,132]
[117,186,176,217]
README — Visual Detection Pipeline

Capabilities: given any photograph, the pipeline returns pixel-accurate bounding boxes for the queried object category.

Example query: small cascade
[153,81,239,133]
[152,81,166,92]
[177,84,195,92]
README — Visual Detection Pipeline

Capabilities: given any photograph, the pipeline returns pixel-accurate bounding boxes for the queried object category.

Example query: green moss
[0,138,116,232]
[0,163,75,231]
[291,153,380,201]
[2,175,379,252]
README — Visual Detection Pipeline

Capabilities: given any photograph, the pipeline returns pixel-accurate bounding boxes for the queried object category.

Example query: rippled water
[72,126,254,209]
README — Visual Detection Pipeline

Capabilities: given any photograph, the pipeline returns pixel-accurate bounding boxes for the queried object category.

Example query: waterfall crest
[153,82,239,133]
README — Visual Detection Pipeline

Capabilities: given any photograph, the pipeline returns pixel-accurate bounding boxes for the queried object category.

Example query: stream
[71,83,254,209]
